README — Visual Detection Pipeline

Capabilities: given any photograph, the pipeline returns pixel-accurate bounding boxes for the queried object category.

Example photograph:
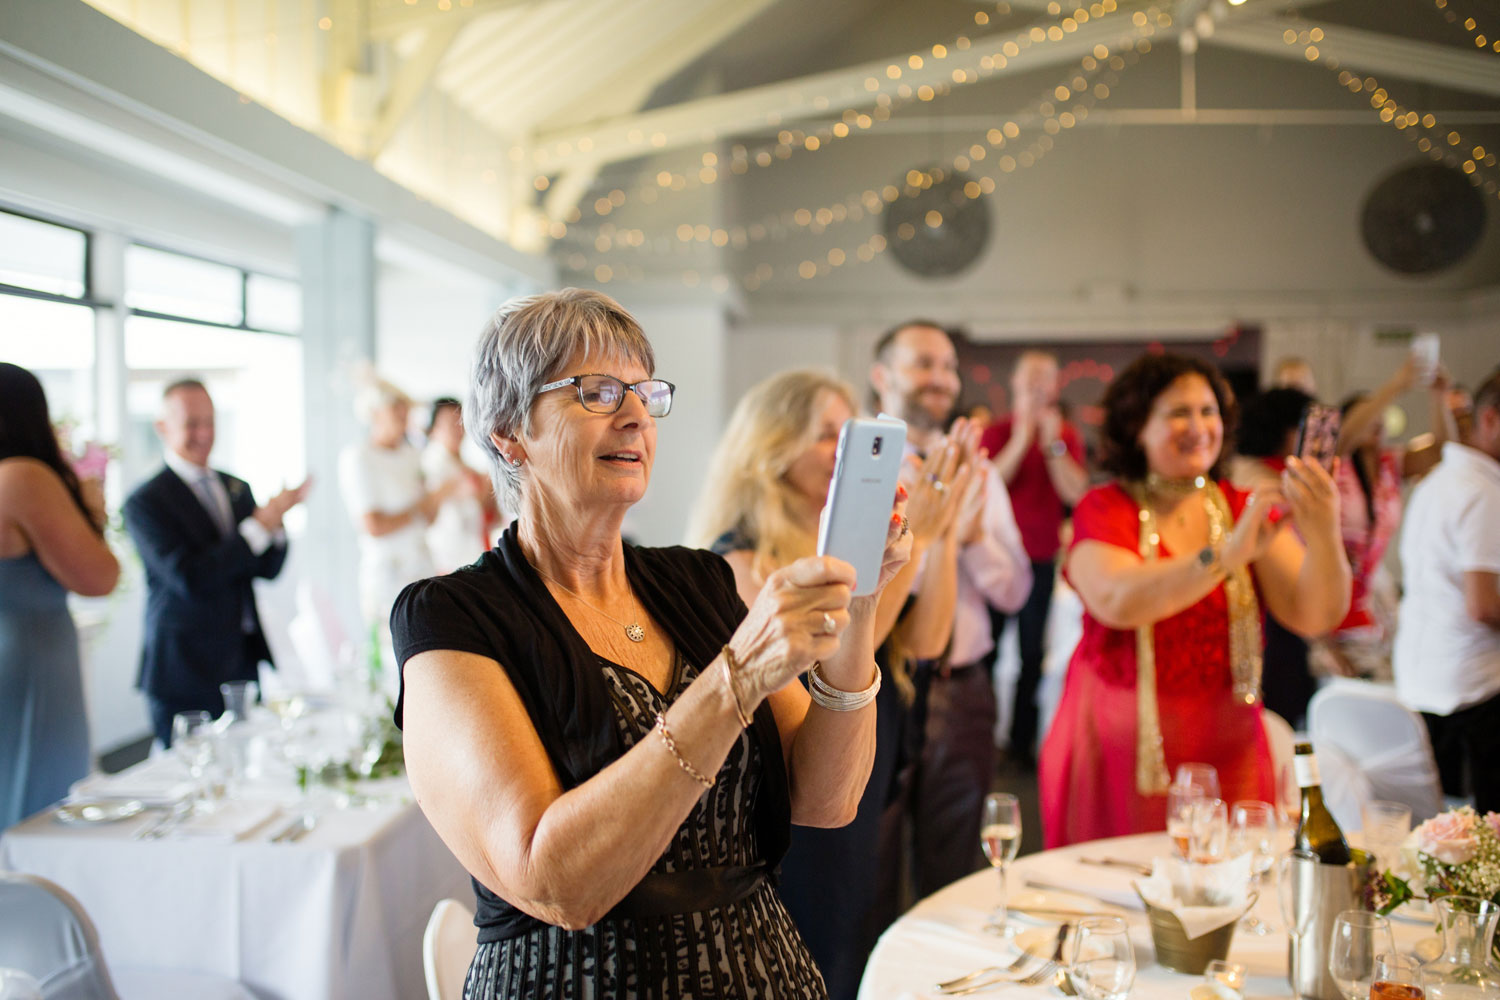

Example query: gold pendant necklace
[539,571,646,643]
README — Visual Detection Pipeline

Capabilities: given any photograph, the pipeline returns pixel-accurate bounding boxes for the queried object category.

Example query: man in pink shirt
[979,351,1089,768]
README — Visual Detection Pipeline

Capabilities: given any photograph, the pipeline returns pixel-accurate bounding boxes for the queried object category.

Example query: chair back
[0,873,119,1000]
[422,898,476,1000]
[1306,679,1445,829]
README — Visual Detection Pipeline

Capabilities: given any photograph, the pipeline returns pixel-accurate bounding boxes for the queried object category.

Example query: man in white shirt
[869,321,1032,898]
[1393,367,1500,814]
[123,379,308,746]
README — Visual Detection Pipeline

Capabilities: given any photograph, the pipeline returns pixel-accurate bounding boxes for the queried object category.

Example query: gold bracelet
[655,713,714,788]
[721,646,753,729]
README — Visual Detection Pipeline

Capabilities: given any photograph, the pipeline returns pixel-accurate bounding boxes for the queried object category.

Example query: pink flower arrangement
[1415,809,1481,865]
[1486,812,1500,840]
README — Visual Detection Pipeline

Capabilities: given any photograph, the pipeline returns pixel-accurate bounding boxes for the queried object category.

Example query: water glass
[219,679,258,723]
[1067,915,1136,1000]
[1230,800,1279,933]
[1174,761,1221,799]
[1360,800,1412,871]
[172,710,218,811]
[1370,952,1425,1000]
[1328,909,1395,1000]
[980,792,1022,936]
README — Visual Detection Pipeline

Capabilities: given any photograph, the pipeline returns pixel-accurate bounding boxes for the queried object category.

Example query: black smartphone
[1293,403,1341,469]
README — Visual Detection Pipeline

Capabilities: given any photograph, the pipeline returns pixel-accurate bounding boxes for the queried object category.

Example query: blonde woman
[687,368,975,1000]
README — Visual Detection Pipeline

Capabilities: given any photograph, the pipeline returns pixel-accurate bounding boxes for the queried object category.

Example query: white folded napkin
[1134,853,1254,939]
[70,757,196,807]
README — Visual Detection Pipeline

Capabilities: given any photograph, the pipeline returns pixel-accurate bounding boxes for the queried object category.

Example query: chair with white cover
[1260,707,1298,817]
[1306,678,1446,830]
[0,873,254,1000]
[423,898,476,1000]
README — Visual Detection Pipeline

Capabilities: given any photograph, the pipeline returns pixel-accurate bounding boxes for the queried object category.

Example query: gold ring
[899,515,910,538]
[931,480,947,494]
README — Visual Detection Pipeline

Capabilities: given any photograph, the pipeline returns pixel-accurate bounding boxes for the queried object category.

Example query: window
[0,212,87,298]
[0,295,97,434]
[124,244,244,325]
[247,273,301,334]
[124,316,305,510]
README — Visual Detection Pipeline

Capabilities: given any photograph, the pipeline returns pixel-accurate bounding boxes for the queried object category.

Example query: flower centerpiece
[1372,807,1500,963]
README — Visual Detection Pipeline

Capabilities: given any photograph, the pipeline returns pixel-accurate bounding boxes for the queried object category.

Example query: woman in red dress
[1039,354,1350,848]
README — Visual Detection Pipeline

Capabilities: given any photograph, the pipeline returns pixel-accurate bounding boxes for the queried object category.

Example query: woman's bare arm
[0,459,117,596]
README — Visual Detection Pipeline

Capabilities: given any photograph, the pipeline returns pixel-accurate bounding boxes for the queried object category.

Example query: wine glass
[980,792,1022,936]
[1174,761,1221,799]
[1230,800,1279,933]
[1370,953,1425,1000]
[1360,799,1412,873]
[1067,915,1136,1000]
[172,710,218,814]
[1167,782,1206,859]
[1328,909,1395,1000]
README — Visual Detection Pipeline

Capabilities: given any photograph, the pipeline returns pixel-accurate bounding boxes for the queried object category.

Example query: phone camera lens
[871,436,882,456]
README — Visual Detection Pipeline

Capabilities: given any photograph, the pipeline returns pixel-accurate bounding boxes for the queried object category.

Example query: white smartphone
[816,416,907,597]
[1411,332,1440,385]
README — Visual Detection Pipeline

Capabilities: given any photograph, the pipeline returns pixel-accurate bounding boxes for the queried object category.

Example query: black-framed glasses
[536,373,675,417]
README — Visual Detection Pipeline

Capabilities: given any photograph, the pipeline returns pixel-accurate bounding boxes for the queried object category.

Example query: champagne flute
[1329,910,1395,1000]
[1167,782,1206,859]
[1230,800,1279,933]
[1067,915,1136,1000]
[1370,952,1425,1000]
[980,792,1022,936]
[1189,797,1230,863]
[1279,848,1320,990]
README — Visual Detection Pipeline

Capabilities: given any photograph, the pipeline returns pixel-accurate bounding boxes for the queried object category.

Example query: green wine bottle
[1292,741,1352,864]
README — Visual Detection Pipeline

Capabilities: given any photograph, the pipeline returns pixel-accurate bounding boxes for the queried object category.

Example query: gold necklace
[539,571,646,643]
[1144,473,1206,528]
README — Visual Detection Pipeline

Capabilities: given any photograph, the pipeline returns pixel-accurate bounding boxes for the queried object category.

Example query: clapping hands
[253,477,312,532]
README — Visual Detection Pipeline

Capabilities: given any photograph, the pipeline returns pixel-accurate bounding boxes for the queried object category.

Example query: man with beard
[869,321,1031,901]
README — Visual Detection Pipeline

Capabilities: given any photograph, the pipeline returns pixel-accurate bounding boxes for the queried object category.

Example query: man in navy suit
[124,379,309,746]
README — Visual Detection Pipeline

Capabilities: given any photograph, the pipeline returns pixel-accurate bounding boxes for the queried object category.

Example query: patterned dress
[463,651,826,999]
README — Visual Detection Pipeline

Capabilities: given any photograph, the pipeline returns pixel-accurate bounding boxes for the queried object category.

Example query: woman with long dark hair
[0,362,118,825]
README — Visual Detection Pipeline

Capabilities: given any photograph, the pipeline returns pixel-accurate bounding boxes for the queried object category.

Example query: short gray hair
[467,288,656,513]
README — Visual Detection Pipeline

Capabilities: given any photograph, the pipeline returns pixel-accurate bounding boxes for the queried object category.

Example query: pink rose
[1486,812,1500,840]
[1416,811,1479,865]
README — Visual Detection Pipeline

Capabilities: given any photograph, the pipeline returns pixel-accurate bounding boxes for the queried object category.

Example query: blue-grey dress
[0,553,91,826]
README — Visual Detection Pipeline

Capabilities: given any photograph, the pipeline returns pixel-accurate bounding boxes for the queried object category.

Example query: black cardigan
[391,520,792,941]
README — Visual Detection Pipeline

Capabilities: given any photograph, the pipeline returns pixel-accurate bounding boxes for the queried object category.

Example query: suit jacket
[123,467,287,708]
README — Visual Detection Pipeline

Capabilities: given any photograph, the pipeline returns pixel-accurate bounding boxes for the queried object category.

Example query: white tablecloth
[859,832,1432,1000]
[1,770,471,1000]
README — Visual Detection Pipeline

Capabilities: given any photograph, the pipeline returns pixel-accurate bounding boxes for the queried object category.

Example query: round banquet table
[858,832,1434,1000]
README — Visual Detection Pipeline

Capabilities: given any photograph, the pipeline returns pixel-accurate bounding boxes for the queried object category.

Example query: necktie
[193,472,232,537]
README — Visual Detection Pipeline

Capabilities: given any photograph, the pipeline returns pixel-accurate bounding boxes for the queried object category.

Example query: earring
[510,457,522,468]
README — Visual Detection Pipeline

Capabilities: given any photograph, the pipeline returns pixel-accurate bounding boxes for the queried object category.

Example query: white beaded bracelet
[807,661,881,712]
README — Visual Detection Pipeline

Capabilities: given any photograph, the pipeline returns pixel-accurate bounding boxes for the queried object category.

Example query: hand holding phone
[817,417,907,596]
[1411,332,1441,386]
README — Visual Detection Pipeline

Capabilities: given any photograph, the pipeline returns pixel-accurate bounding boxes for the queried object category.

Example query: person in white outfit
[338,375,455,680]
[421,397,499,574]
[1392,366,1500,814]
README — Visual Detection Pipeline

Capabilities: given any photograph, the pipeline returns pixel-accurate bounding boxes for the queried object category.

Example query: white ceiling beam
[1208,17,1500,98]
[367,0,550,42]
[366,19,466,157]
[543,0,782,130]
[527,1,1172,172]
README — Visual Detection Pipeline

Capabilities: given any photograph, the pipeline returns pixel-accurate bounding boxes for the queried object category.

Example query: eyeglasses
[536,373,675,417]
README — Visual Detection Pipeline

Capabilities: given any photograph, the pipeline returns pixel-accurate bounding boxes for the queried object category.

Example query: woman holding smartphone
[394,292,914,999]
[1320,355,1459,679]
[1038,353,1349,848]
[688,368,975,1000]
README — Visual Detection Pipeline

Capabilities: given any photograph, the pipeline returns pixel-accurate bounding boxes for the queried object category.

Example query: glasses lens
[578,375,623,412]
[640,380,673,417]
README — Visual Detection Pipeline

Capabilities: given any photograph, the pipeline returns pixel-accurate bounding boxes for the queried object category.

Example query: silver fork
[939,960,1060,996]
[934,950,1034,992]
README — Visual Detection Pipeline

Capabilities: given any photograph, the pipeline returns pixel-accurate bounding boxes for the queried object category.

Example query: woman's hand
[901,419,979,544]
[869,488,915,594]
[1281,454,1340,541]
[1219,489,1281,574]
[728,556,856,705]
